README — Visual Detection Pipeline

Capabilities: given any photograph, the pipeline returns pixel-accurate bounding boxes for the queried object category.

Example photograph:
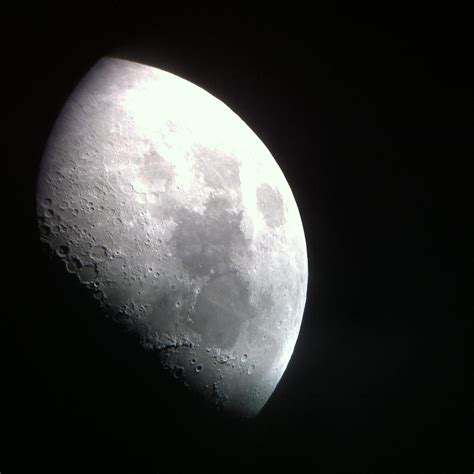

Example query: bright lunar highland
[37,57,308,417]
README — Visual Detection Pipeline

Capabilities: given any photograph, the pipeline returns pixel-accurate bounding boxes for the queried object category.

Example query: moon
[37,57,308,417]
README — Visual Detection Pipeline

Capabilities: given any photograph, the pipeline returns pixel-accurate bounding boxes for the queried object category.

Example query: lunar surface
[37,57,308,417]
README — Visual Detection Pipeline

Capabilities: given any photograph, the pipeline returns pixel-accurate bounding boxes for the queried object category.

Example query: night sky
[4,9,471,471]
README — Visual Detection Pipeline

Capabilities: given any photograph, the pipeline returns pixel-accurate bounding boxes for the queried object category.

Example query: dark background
[3,8,471,472]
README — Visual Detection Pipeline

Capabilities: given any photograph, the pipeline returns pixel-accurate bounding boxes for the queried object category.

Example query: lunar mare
[37,57,308,417]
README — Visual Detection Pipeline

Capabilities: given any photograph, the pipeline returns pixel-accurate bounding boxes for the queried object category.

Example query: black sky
[3,8,471,472]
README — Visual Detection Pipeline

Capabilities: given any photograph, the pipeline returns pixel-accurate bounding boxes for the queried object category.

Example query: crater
[90,245,108,260]
[56,244,70,258]
[78,265,98,283]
